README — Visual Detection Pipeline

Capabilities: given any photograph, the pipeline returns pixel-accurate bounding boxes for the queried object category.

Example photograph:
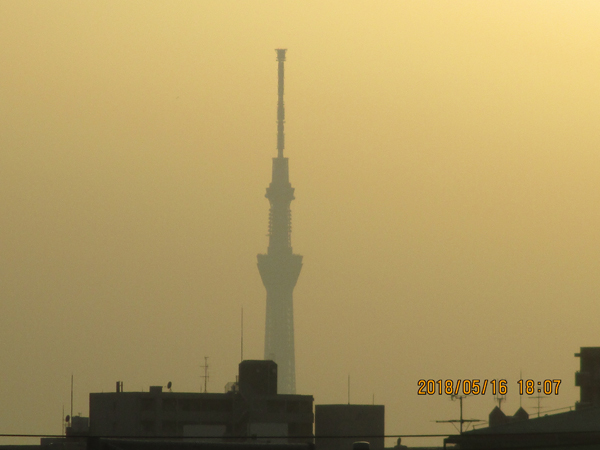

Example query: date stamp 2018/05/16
[417,379,561,396]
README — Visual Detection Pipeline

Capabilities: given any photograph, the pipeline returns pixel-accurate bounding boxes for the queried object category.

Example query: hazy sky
[2,1,600,445]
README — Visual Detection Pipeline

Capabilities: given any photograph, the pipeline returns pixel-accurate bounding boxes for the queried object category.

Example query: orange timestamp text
[417,379,562,396]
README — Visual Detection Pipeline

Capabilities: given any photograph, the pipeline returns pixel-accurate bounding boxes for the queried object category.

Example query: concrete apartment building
[88,360,313,443]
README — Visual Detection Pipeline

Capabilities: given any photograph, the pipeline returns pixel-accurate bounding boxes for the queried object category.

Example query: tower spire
[276,49,286,158]
[257,49,302,394]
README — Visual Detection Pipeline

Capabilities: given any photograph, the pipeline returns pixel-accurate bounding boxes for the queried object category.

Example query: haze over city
[1,1,600,446]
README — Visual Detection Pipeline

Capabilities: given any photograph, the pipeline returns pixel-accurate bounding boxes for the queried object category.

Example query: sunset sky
[1,1,600,445]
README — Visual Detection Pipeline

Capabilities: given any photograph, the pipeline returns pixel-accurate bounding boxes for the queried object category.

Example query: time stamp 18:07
[417,379,562,396]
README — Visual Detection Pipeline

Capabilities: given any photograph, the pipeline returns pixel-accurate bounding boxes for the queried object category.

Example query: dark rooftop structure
[87,361,313,443]
[315,404,384,450]
[445,347,600,450]
[575,347,600,410]
[445,406,600,450]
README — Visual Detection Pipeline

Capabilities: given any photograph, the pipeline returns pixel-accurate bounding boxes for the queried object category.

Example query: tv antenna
[495,392,507,410]
[201,357,209,393]
[519,370,523,407]
[529,393,546,418]
[436,395,483,434]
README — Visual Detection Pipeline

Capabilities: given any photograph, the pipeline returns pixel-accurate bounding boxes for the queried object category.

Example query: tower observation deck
[257,49,302,394]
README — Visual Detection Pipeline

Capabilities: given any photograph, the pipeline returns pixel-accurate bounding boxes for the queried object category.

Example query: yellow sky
[1,0,600,444]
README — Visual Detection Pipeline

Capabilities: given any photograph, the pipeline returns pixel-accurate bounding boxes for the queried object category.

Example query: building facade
[315,404,385,450]
[88,361,313,443]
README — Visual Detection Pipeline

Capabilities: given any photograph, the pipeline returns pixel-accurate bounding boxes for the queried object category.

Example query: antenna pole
[70,374,73,427]
[495,393,506,410]
[241,308,244,362]
[201,357,209,393]
[436,395,483,433]
[276,49,286,158]
[348,375,350,404]
[519,370,523,407]
[529,394,545,417]
[459,396,464,434]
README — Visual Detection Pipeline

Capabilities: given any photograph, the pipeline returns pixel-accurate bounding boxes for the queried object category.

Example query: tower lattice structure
[257,49,302,395]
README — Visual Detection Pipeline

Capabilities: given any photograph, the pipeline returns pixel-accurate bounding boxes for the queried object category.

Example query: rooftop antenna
[529,393,546,418]
[519,370,523,407]
[70,374,73,427]
[494,392,506,410]
[436,395,483,434]
[241,307,244,362]
[348,375,350,404]
[201,357,209,393]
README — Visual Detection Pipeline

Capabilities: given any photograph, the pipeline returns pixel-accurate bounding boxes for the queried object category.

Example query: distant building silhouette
[315,404,384,450]
[575,347,600,409]
[86,361,313,442]
[446,348,600,450]
[257,49,302,395]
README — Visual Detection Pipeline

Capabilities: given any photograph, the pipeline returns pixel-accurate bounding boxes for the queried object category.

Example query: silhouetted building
[239,360,278,397]
[257,49,302,395]
[446,348,600,450]
[88,361,313,443]
[445,407,600,450]
[575,347,600,410]
[315,405,384,450]
[488,406,528,427]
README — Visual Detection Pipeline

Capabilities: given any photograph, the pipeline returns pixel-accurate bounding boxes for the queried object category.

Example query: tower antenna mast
[276,49,285,158]
[257,49,303,394]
